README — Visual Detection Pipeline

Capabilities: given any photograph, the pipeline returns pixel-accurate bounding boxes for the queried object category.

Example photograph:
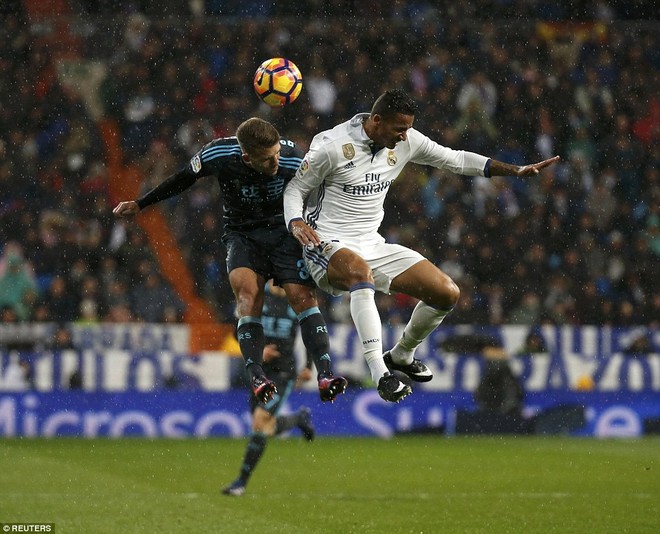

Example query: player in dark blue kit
[113,117,347,403]
[223,280,315,497]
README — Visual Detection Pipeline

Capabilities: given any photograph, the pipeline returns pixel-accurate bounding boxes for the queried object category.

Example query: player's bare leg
[385,260,459,382]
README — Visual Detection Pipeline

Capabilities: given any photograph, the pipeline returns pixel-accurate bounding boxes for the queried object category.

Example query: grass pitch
[1,436,658,533]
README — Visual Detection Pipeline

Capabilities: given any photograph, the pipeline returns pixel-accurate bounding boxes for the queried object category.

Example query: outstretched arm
[488,155,560,177]
[111,167,198,218]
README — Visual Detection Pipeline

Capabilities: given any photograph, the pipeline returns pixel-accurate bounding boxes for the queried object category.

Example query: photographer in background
[475,345,524,417]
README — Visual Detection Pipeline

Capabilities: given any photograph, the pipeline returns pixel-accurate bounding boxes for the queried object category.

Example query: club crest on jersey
[300,159,309,174]
[191,154,202,173]
[342,143,355,160]
[387,151,397,166]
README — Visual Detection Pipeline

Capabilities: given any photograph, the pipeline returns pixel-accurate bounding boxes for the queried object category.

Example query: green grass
[1,436,658,533]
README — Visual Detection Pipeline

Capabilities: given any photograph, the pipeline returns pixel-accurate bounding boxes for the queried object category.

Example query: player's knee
[328,250,373,290]
[252,411,275,436]
[430,277,460,310]
[285,286,317,312]
[235,288,262,315]
[344,260,373,287]
[445,279,460,308]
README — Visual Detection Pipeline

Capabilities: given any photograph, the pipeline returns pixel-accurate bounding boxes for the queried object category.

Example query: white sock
[390,301,451,364]
[350,286,389,382]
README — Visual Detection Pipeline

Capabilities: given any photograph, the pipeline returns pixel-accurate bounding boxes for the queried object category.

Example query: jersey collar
[350,113,386,159]
[350,113,371,145]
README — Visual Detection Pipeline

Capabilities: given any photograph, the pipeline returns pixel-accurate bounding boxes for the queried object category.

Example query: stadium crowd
[0,1,658,328]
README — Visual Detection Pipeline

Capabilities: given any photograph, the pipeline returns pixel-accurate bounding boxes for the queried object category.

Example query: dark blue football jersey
[137,136,303,234]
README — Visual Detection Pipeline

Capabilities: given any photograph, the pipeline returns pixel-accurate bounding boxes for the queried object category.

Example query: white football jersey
[284,113,490,240]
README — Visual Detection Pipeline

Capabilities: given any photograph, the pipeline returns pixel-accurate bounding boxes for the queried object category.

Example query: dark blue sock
[237,317,265,378]
[298,307,332,376]
[238,432,267,485]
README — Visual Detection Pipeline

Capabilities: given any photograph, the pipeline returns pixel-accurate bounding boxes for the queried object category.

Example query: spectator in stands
[0,356,32,390]
[50,323,75,350]
[77,298,99,324]
[508,292,543,326]
[0,249,38,321]
[304,59,338,130]
[131,270,184,323]
[453,97,498,155]
[516,330,548,356]
[457,71,498,120]
[40,275,79,323]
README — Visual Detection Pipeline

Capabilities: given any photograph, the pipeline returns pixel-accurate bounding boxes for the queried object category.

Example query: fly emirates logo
[342,173,393,196]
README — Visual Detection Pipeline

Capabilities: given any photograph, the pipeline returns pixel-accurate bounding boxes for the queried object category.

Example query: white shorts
[303,233,425,296]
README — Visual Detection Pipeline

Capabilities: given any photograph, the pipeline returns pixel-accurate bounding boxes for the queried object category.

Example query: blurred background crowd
[0,0,657,328]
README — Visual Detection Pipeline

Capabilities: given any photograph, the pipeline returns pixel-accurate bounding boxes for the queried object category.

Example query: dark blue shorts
[223,226,314,287]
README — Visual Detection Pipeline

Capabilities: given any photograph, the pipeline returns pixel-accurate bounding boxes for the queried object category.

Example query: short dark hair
[371,89,418,118]
[236,117,280,154]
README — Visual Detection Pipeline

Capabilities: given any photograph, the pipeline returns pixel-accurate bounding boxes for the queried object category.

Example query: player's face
[372,112,414,149]
[243,142,281,175]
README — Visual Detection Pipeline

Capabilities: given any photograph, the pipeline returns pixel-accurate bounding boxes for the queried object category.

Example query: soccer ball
[253,58,303,107]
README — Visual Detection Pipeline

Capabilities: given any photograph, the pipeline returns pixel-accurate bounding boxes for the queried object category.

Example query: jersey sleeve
[136,165,199,209]
[136,145,216,209]
[408,128,489,177]
[283,140,332,229]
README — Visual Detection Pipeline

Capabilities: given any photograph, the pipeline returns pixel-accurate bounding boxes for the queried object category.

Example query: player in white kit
[284,90,559,402]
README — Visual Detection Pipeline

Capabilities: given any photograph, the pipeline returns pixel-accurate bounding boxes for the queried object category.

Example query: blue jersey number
[297,259,310,280]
